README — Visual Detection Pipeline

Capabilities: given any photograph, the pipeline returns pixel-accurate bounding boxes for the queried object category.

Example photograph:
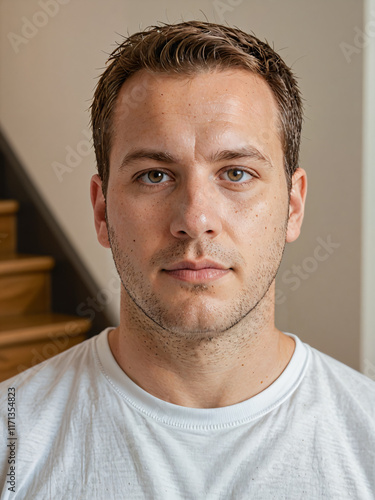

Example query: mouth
[162,260,232,283]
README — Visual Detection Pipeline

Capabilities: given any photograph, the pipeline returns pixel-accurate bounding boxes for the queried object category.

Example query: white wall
[0,0,369,372]
[361,0,375,378]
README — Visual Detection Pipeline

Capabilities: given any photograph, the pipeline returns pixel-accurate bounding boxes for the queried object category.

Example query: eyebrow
[119,145,274,171]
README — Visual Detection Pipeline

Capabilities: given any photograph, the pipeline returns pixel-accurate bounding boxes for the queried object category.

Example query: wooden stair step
[0,200,93,382]
[0,200,19,255]
[0,254,55,316]
[0,253,55,276]
[0,313,92,382]
[0,200,19,215]
[0,313,92,346]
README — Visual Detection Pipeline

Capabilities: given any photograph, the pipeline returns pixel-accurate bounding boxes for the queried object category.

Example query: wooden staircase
[0,200,91,381]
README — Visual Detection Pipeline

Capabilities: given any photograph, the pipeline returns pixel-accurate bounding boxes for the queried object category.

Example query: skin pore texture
[91,68,307,409]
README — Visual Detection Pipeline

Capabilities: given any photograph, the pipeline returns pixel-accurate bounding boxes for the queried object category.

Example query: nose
[169,178,223,240]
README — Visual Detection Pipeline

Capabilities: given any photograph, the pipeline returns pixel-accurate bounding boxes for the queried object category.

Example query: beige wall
[0,0,367,370]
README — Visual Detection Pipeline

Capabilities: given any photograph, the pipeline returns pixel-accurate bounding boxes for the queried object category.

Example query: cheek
[259,200,288,233]
[109,197,168,253]
[230,196,287,243]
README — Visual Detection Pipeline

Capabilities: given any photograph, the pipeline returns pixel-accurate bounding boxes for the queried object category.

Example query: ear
[286,168,307,243]
[90,174,110,248]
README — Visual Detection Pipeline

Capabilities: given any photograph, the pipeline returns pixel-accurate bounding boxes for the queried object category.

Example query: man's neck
[108,289,296,409]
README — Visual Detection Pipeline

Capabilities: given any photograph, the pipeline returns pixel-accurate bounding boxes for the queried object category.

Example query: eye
[221,168,253,183]
[136,170,172,184]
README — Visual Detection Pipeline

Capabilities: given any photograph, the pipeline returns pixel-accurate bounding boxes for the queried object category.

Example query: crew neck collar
[94,327,310,430]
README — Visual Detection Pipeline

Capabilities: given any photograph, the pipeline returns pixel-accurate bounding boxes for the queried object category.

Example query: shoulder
[308,343,375,391]
[0,330,113,470]
[0,331,104,413]
[0,329,112,493]
[302,341,375,417]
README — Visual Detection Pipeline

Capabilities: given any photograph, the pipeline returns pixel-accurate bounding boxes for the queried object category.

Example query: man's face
[93,68,301,338]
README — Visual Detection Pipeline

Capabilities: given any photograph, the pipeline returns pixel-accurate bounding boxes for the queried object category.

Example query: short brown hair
[90,20,303,196]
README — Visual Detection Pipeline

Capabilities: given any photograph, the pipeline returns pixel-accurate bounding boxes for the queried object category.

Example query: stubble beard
[106,211,289,342]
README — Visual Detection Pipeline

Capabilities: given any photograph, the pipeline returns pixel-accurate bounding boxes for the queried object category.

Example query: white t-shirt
[0,328,374,500]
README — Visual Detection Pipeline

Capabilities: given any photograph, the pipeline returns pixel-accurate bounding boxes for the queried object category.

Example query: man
[1,20,374,499]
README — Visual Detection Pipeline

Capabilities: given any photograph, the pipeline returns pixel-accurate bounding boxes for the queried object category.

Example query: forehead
[114,67,279,119]
[110,68,283,168]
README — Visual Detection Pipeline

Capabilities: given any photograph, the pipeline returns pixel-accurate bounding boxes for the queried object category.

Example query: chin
[155,303,236,339]
[162,322,227,340]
